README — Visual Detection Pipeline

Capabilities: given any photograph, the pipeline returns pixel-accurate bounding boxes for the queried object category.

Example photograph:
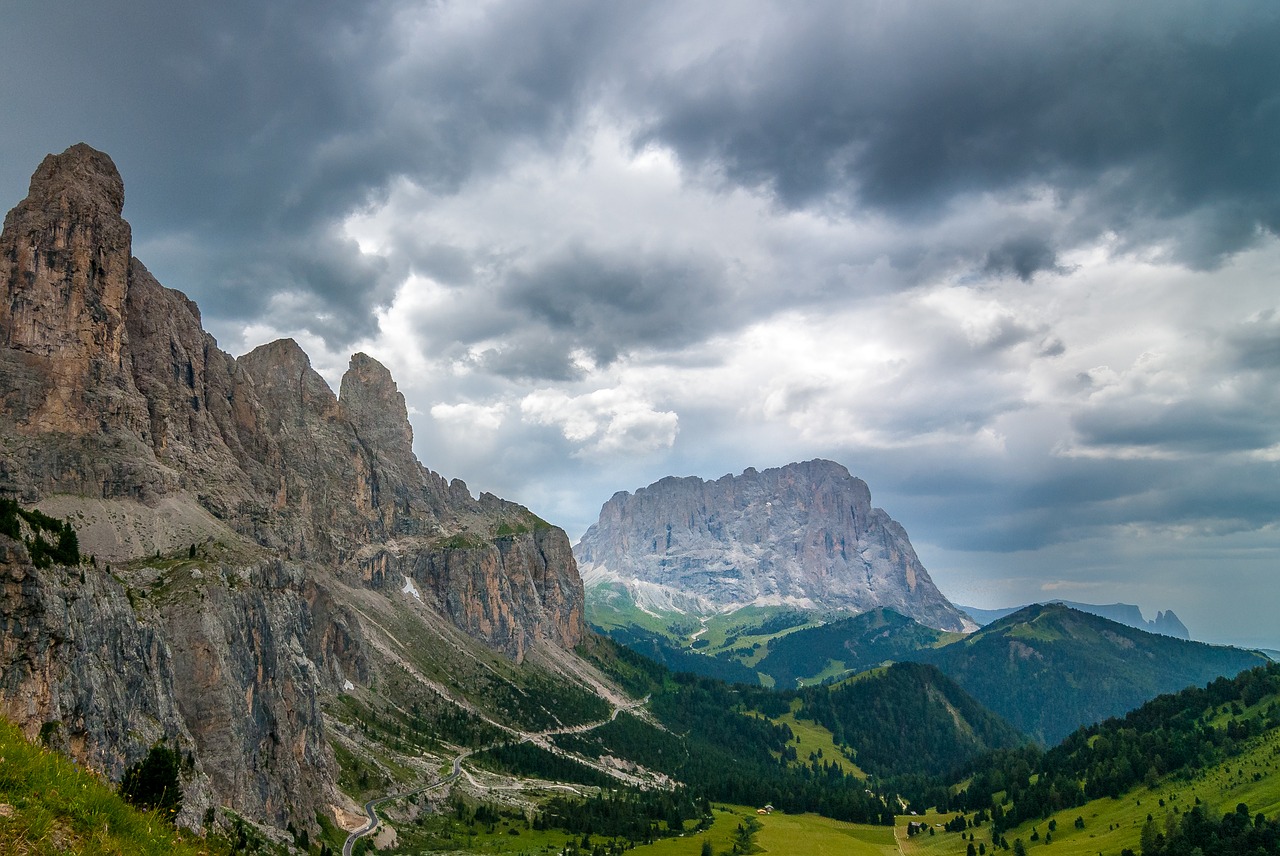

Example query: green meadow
[767,700,867,777]
[618,805,896,856]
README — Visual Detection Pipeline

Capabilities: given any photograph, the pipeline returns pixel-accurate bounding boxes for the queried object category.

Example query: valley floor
[373,718,1280,856]
[477,805,898,856]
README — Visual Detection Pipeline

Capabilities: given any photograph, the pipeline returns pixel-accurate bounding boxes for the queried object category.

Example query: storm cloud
[3,1,1279,648]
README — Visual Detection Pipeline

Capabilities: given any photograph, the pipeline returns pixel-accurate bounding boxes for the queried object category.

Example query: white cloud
[520,387,678,458]
[430,401,508,432]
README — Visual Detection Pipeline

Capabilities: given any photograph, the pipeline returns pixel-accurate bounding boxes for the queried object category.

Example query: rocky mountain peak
[577,459,970,632]
[0,144,599,835]
[0,143,145,437]
[25,142,126,217]
[239,337,340,424]
[339,352,415,467]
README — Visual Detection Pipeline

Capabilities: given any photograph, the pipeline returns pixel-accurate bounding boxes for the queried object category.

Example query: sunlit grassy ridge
[0,717,223,856]
[898,722,1280,856]
[768,701,867,778]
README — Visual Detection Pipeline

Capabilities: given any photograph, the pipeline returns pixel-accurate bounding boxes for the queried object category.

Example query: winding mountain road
[341,695,649,855]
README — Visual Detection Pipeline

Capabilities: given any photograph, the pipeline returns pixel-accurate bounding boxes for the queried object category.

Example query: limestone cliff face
[0,534,352,829]
[0,144,146,438]
[576,459,969,632]
[0,144,586,834]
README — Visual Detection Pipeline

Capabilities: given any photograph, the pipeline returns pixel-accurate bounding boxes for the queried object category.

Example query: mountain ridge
[959,599,1190,639]
[916,602,1268,743]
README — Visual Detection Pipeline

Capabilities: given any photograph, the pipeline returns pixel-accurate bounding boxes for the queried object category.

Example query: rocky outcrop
[0,144,588,835]
[0,534,350,829]
[1150,609,1190,639]
[0,144,147,438]
[576,459,969,631]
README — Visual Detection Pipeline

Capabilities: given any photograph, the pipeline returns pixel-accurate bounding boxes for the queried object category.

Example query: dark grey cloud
[1069,319,1280,458]
[7,1,1277,352]
[883,445,1280,555]
[636,2,1280,268]
[502,247,731,370]
[983,236,1068,281]
[0,0,623,346]
[1072,399,1280,455]
[1228,309,1280,370]
[386,243,734,381]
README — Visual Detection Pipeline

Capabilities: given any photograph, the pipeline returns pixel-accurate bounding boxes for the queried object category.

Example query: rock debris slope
[0,144,587,835]
[576,459,970,632]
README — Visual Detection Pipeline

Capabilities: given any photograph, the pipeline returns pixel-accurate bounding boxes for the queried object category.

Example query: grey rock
[576,459,969,631]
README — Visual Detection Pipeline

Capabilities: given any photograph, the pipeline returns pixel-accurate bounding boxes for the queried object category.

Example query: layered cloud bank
[3,1,1278,647]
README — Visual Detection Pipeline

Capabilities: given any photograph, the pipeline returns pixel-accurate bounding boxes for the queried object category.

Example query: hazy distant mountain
[959,600,1190,639]
[576,459,971,632]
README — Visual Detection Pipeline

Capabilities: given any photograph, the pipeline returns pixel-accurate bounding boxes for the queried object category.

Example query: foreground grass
[0,718,223,856]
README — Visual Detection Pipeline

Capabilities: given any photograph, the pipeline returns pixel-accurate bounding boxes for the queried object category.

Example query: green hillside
[916,603,1269,743]
[758,608,957,687]
[578,640,1022,797]
[891,663,1280,856]
[0,717,225,856]
[899,717,1280,856]
[795,662,1025,779]
[587,599,825,686]
[908,662,1275,820]
[600,625,763,684]
[593,599,1266,749]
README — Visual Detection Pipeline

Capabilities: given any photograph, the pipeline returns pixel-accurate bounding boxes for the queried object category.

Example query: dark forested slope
[915,603,1268,743]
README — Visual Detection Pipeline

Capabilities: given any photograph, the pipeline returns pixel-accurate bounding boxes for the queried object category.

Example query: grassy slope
[770,702,868,778]
[898,722,1280,856]
[0,718,224,856]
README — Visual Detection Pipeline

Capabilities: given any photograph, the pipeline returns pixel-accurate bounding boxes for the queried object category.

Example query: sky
[2,1,1278,649]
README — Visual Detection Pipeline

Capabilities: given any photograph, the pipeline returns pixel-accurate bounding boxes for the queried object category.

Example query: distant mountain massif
[576,459,972,631]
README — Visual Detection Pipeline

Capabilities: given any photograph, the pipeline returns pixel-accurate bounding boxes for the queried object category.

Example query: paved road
[341,769,459,856]
[340,695,647,856]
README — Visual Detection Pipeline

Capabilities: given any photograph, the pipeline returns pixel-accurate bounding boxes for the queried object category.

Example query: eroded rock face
[0,144,148,438]
[0,144,586,833]
[0,536,350,829]
[576,459,968,632]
